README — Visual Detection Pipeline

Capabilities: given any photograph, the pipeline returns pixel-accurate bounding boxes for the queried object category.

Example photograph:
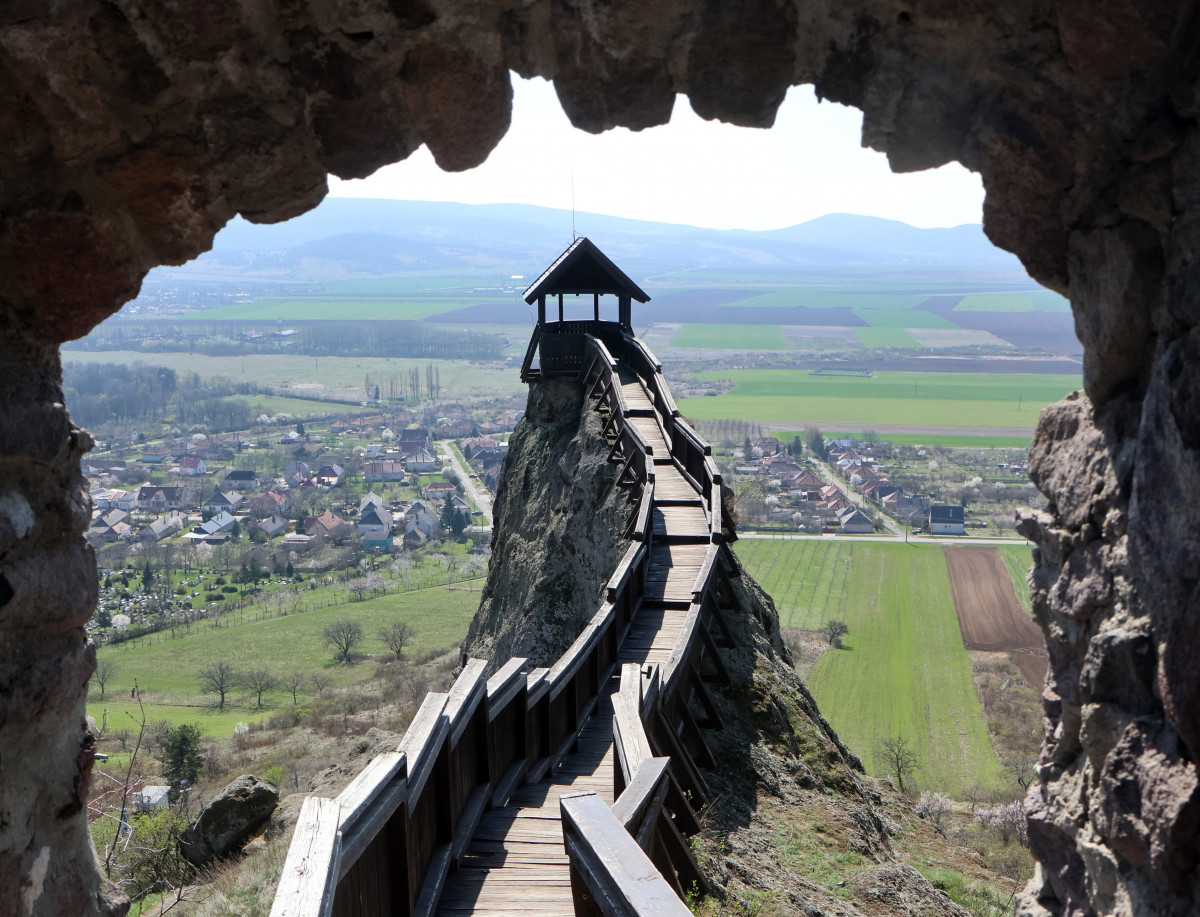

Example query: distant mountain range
[156,198,1025,283]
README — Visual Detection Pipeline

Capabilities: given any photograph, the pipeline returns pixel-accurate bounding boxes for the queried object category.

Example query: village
[714,429,1038,537]
[81,404,521,640]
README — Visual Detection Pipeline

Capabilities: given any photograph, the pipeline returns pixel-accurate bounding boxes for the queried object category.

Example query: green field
[198,296,482,322]
[854,327,921,349]
[853,309,958,329]
[671,323,788,349]
[730,290,930,310]
[796,430,1033,449]
[736,540,1006,796]
[996,544,1034,616]
[679,369,1079,428]
[62,352,525,400]
[954,290,1069,312]
[87,585,480,738]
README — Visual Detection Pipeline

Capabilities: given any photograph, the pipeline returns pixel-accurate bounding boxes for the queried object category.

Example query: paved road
[438,440,494,527]
[740,531,1031,547]
[806,455,905,536]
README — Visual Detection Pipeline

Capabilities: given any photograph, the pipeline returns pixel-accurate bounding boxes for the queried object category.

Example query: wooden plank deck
[435,353,715,917]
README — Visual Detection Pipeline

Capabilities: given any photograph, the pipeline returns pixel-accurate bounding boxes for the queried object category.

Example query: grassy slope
[680,369,1079,428]
[88,585,479,736]
[736,540,1005,796]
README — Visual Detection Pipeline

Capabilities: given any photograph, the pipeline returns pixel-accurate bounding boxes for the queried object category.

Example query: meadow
[736,539,1008,796]
[680,369,1080,429]
[87,584,480,738]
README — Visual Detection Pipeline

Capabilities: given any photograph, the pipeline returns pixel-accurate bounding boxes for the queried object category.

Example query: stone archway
[1,3,1197,915]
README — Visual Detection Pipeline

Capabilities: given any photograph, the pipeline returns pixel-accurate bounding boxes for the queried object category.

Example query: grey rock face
[178,775,279,868]
[0,3,1198,915]
[465,377,631,668]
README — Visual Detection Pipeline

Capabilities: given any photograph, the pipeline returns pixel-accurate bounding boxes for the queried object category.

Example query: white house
[929,504,965,535]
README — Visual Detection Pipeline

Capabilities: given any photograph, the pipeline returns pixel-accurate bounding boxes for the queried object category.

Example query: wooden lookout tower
[519,237,650,381]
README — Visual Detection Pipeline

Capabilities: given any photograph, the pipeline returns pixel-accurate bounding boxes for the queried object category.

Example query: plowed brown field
[943,545,1047,688]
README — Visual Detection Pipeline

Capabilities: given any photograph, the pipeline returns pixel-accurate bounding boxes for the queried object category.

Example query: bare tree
[323,619,364,662]
[348,580,369,602]
[823,619,849,648]
[198,661,237,711]
[310,672,334,697]
[94,658,119,699]
[239,669,279,709]
[378,621,415,661]
[877,735,918,793]
[285,671,306,704]
[1011,756,1035,791]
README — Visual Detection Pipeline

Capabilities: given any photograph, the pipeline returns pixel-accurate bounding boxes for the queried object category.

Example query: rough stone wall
[464,377,631,668]
[0,2,1198,915]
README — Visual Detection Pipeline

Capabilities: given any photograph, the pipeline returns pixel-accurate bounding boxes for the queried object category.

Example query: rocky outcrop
[471,378,985,915]
[178,775,279,868]
[465,377,631,668]
[0,3,1199,915]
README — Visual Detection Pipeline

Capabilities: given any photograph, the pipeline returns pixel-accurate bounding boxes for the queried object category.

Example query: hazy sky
[330,77,985,232]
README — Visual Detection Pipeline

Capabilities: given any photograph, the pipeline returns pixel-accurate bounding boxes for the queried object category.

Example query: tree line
[66,319,503,361]
[64,362,265,430]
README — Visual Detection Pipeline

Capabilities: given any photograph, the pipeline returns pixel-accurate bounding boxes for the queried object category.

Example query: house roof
[522,237,649,305]
[930,504,965,524]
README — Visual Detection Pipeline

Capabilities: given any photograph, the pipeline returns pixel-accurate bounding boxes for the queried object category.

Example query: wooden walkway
[435,369,712,917]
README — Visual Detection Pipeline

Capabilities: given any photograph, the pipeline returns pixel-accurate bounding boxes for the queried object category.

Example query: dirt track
[943,545,1047,688]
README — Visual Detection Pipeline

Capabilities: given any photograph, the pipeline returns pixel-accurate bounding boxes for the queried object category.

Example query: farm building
[929,504,965,535]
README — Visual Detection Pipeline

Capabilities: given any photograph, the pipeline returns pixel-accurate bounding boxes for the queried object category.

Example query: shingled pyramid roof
[522,237,649,304]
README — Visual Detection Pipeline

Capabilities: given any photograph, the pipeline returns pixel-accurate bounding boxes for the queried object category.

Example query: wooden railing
[272,331,730,917]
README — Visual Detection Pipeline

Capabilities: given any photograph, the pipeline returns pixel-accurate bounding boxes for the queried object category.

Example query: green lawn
[737,540,1006,796]
[680,369,1078,429]
[854,327,921,349]
[671,323,788,349]
[87,585,480,738]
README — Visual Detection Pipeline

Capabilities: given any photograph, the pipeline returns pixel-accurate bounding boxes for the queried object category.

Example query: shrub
[215,576,227,586]
[205,592,224,602]
[221,585,238,594]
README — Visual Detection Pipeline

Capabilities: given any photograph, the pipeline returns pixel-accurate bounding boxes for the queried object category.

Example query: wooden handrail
[274,328,729,917]
[560,793,692,917]
[270,796,342,917]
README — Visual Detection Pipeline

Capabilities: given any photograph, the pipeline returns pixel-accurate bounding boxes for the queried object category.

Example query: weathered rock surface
[178,775,279,868]
[465,377,630,667]
[0,2,1198,915]
[470,379,983,915]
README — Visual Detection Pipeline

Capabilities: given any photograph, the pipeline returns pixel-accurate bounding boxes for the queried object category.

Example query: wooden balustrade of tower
[519,237,650,382]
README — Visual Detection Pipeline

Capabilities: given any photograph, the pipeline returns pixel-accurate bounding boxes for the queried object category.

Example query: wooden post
[594,293,600,321]
[538,295,545,326]
[619,295,630,329]
[558,293,564,322]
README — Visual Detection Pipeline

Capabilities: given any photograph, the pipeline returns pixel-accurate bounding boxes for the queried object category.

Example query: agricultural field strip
[736,540,1005,796]
[680,369,1079,428]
